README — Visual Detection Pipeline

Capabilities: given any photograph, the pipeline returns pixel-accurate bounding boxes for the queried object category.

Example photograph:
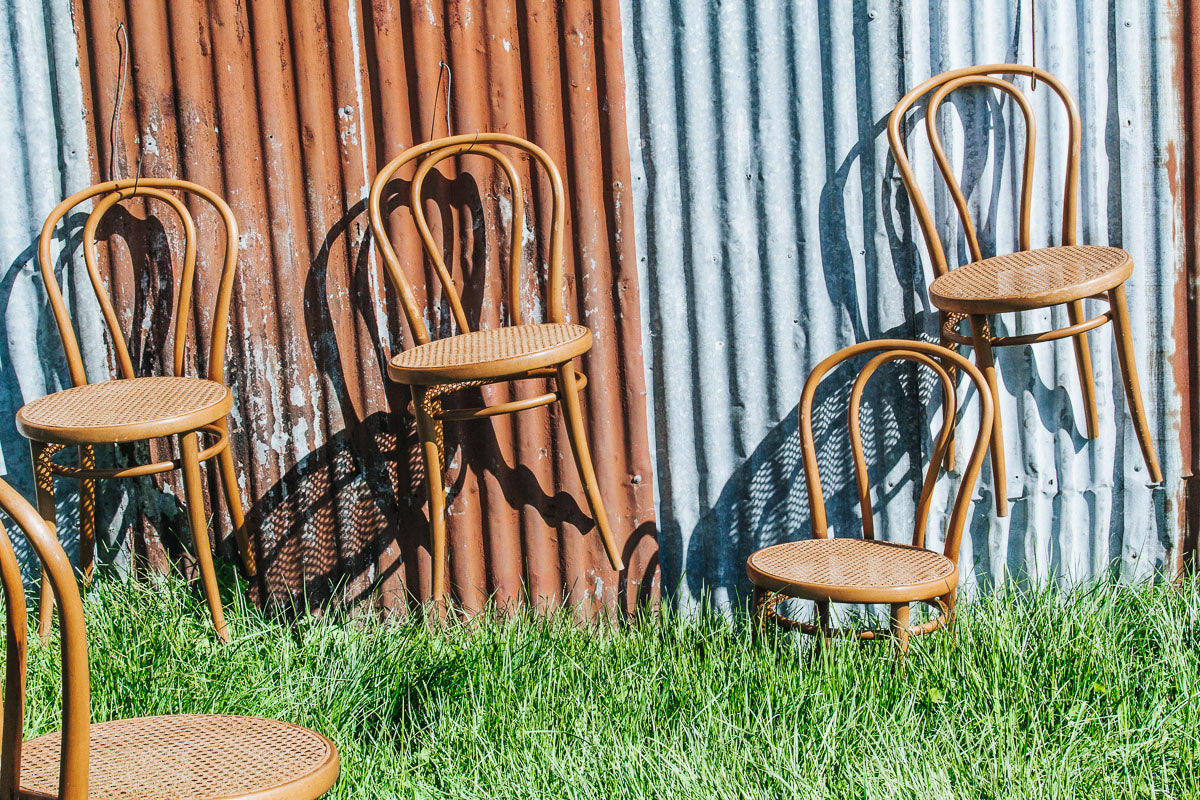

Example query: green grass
[13,573,1200,799]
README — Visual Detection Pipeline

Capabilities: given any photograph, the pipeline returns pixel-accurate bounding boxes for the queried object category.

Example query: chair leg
[78,445,96,582]
[556,363,624,572]
[939,315,958,468]
[969,315,1008,517]
[1067,300,1100,439]
[1108,285,1164,483]
[412,386,449,613]
[940,589,958,635]
[751,586,767,642]
[813,599,831,655]
[890,602,911,659]
[180,432,229,642]
[31,441,56,639]
[215,420,255,577]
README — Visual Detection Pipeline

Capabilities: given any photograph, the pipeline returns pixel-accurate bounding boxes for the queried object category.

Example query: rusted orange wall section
[69,0,658,612]
[1176,0,1199,576]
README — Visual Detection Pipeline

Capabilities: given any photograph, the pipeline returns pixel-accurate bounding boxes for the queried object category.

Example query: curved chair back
[38,178,240,387]
[799,340,993,566]
[887,64,1082,278]
[368,133,568,346]
[0,478,90,800]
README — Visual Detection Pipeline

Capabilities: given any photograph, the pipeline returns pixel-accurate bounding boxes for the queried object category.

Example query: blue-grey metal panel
[0,0,103,556]
[620,0,1185,608]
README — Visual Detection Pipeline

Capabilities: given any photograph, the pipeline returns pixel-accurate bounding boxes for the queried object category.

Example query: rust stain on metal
[1171,0,1198,576]
[69,0,659,613]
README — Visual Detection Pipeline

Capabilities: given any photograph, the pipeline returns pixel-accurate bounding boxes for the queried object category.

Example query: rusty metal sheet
[1174,0,1199,577]
[68,0,657,613]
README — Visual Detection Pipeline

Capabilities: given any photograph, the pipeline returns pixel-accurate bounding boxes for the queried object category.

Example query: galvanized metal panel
[0,0,105,565]
[65,0,657,613]
[620,0,1186,608]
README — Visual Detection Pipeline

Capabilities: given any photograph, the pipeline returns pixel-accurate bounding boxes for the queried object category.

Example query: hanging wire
[1030,0,1038,91]
[109,22,129,181]
[108,22,144,190]
[430,61,453,141]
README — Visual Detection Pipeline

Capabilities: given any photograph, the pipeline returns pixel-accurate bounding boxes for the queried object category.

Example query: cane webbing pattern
[391,323,588,372]
[17,714,336,800]
[18,378,228,432]
[748,538,953,590]
[930,245,1129,309]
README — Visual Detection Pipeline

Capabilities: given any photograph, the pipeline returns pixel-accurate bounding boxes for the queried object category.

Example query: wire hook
[430,61,453,140]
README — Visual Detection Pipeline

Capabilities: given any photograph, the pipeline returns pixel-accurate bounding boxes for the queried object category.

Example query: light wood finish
[888,64,1163,516]
[0,477,339,800]
[16,179,255,641]
[369,134,624,609]
[746,340,993,652]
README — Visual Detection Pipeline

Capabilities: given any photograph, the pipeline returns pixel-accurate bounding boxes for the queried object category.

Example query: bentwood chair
[746,340,993,655]
[16,179,256,642]
[368,133,623,607]
[888,65,1162,517]
[0,476,339,799]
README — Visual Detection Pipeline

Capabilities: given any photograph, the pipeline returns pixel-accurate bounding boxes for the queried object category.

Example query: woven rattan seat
[17,715,338,800]
[747,538,957,604]
[388,323,592,384]
[16,377,232,446]
[929,245,1132,314]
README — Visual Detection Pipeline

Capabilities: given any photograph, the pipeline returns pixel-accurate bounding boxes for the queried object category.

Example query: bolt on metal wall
[620,0,1186,608]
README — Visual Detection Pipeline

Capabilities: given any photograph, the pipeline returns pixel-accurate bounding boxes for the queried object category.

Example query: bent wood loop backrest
[800,341,994,564]
[0,478,90,800]
[368,133,567,346]
[38,178,240,387]
[887,64,1082,278]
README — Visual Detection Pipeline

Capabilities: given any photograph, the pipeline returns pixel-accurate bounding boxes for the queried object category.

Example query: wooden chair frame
[368,133,623,608]
[21,178,254,641]
[888,64,1162,517]
[0,477,338,799]
[751,340,993,654]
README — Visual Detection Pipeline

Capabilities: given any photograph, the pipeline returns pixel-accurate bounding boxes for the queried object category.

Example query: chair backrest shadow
[887,64,1082,276]
[38,178,240,386]
[800,340,993,560]
[369,133,568,343]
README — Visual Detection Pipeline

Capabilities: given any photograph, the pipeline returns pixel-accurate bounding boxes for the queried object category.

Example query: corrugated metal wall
[0,0,106,568]
[65,0,658,613]
[620,0,1187,608]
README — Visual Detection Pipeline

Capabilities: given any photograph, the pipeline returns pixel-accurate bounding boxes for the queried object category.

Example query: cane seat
[387,323,592,384]
[746,538,957,605]
[16,714,339,800]
[929,245,1132,314]
[16,377,232,445]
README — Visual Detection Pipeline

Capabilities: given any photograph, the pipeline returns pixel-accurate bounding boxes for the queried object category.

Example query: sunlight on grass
[11,574,1200,799]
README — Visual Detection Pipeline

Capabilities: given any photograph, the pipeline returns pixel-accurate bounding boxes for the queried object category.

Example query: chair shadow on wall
[253,168,652,617]
[679,63,1168,608]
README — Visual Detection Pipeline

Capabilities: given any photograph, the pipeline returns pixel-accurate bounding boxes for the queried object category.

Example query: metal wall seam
[620,0,1186,609]
[0,0,105,569]
[65,0,658,613]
